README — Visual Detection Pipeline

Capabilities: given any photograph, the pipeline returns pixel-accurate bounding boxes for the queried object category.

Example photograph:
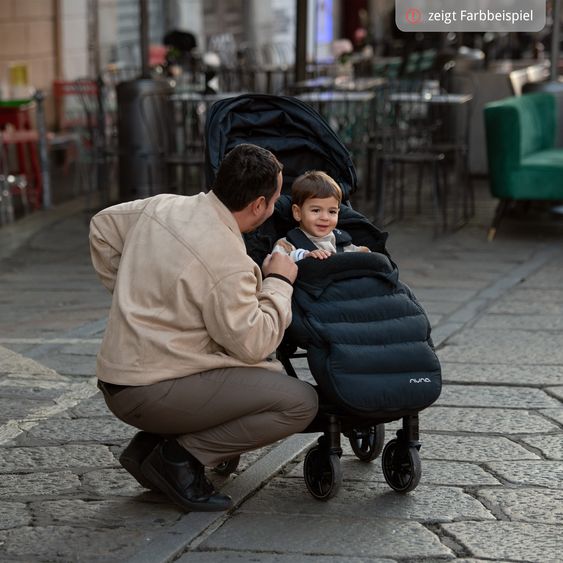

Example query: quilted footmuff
[286,252,442,415]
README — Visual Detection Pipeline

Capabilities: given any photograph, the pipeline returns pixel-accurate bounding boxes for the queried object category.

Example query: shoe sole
[141,459,233,513]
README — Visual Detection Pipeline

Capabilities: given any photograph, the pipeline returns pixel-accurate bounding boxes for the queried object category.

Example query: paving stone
[0,377,71,400]
[69,394,111,418]
[520,265,563,288]
[418,435,540,462]
[0,445,116,473]
[0,502,30,529]
[449,560,513,563]
[81,467,158,497]
[440,362,563,386]
[474,314,563,331]
[519,435,563,460]
[19,416,133,445]
[501,287,563,303]
[487,300,563,316]
[178,552,397,563]
[411,287,478,302]
[420,407,559,434]
[547,386,563,401]
[0,525,155,562]
[30,352,96,377]
[0,471,80,499]
[241,478,494,523]
[59,342,100,356]
[476,487,563,524]
[540,408,563,426]
[202,513,453,559]
[0,346,58,376]
[485,461,563,488]
[0,397,57,423]
[438,328,563,364]
[32,498,181,528]
[442,521,561,563]
[435,385,559,408]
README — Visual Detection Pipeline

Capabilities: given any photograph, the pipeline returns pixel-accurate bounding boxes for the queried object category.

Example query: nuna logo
[409,377,431,384]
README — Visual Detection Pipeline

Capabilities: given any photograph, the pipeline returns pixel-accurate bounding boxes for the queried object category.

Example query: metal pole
[551,0,561,81]
[295,0,308,83]
[33,90,51,208]
[140,0,150,78]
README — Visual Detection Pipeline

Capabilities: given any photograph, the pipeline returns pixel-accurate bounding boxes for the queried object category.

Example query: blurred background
[0,0,561,235]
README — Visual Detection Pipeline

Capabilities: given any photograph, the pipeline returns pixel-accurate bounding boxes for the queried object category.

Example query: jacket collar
[207,191,244,244]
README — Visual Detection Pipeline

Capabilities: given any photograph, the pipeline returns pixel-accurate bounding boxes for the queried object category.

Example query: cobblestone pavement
[0,189,562,562]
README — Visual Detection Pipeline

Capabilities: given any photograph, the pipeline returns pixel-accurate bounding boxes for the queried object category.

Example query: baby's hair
[291,170,342,207]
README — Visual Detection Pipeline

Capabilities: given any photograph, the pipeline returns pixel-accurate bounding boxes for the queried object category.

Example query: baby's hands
[306,249,333,260]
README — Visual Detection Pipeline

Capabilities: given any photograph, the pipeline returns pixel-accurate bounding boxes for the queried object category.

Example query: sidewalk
[0,189,562,562]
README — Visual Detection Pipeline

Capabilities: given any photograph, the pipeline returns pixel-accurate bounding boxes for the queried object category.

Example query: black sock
[162,439,194,463]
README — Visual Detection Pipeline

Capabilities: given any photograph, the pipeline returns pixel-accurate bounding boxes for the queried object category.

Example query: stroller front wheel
[349,424,385,462]
[303,446,342,501]
[382,439,421,493]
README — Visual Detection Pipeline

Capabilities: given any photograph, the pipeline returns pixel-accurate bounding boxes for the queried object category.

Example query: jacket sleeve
[272,238,308,262]
[89,200,147,293]
[201,269,293,364]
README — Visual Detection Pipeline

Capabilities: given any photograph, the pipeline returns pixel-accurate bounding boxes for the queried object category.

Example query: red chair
[0,100,43,209]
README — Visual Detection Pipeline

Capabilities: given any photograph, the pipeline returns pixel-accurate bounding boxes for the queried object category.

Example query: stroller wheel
[303,446,342,501]
[349,424,385,462]
[382,439,421,493]
[212,455,240,476]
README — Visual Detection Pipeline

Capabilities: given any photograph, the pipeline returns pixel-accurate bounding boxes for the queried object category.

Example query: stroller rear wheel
[212,455,240,476]
[382,439,421,493]
[349,424,385,462]
[303,446,342,501]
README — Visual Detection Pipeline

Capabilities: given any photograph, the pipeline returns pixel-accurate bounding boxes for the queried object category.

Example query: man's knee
[286,382,318,430]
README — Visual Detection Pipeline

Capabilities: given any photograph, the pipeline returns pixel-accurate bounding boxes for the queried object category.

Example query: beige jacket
[89,192,293,385]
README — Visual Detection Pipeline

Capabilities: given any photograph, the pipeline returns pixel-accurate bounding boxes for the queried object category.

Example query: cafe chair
[368,79,447,232]
[484,92,563,240]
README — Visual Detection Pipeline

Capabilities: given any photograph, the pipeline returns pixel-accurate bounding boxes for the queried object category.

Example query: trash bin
[116,78,173,201]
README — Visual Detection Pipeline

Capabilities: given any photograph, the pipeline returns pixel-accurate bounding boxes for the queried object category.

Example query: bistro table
[389,92,472,105]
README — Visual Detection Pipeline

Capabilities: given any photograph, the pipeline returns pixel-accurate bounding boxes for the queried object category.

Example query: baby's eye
[329,210,338,215]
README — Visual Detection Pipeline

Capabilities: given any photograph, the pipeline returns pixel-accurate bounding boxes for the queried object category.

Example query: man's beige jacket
[89,192,293,386]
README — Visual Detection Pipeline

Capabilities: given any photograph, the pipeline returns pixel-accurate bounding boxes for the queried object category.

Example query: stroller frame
[277,346,422,499]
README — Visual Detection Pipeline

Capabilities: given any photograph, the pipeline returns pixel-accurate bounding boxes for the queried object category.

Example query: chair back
[484,92,556,197]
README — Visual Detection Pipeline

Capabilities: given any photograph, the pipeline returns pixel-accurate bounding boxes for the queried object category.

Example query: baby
[273,170,370,261]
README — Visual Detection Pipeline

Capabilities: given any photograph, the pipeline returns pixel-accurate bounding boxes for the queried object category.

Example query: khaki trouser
[98,367,318,467]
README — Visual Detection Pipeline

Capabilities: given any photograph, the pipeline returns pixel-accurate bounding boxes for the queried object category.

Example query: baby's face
[292,196,340,238]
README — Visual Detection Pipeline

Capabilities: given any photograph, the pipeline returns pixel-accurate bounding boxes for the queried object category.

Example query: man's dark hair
[213,144,283,211]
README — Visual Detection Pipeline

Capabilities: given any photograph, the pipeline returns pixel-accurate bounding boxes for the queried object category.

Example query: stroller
[205,94,442,499]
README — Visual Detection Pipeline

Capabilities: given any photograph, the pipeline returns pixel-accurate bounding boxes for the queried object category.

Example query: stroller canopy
[205,94,358,200]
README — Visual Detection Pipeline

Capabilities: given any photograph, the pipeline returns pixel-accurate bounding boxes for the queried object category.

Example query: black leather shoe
[141,442,233,512]
[119,431,162,490]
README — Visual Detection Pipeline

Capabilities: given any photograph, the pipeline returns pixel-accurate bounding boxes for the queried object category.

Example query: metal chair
[367,79,447,231]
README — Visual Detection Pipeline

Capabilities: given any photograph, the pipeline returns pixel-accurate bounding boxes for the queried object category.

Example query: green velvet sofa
[484,92,563,240]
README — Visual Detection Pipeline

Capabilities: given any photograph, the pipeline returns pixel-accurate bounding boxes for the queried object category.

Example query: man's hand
[262,252,298,284]
[306,249,332,260]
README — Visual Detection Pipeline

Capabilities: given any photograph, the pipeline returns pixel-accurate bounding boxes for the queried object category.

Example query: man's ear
[291,204,301,222]
[250,196,267,215]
